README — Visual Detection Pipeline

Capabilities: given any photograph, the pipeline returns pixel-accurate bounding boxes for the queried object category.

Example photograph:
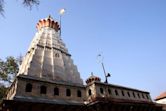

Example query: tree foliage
[0,86,7,100]
[0,56,19,100]
[0,56,19,85]
[0,0,4,15]
[23,0,40,8]
[0,0,40,15]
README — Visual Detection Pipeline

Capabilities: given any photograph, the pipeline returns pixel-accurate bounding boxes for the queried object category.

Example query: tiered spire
[18,15,83,84]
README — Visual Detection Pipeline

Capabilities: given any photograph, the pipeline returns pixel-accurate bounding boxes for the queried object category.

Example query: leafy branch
[0,0,40,15]
[0,56,19,85]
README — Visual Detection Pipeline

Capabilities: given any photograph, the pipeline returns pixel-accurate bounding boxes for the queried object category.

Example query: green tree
[0,56,19,85]
[0,0,40,15]
[0,86,7,101]
[0,56,19,100]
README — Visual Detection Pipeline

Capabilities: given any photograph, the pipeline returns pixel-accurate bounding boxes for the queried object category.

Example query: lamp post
[59,8,66,37]
[97,54,111,83]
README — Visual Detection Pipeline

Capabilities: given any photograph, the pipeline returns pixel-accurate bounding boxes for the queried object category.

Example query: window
[115,89,118,96]
[88,89,92,96]
[77,90,82,97]
[146,94,149,99]
[108,89,111,95]
[66,89,71,97]
[133,92,135,98]
[54,87,59,96]
[25,83,32,92]
[137,93,140,98]
[127,92,130,97]
[121,90,125,96]
[40,85,47,94]
[100,88,104,94]
[142,93,145,99]
[55,53,59,57]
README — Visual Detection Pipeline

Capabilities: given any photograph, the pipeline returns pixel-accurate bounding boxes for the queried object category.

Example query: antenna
[97,54,111,83]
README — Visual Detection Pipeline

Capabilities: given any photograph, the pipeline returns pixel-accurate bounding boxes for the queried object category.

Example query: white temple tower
[18,15,83,84]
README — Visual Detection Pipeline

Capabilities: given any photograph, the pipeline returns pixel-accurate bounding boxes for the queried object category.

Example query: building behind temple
[0,16,163,111]
[155,92,166,111]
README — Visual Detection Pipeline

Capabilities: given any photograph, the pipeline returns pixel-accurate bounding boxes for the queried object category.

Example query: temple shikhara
[0,16,163,111]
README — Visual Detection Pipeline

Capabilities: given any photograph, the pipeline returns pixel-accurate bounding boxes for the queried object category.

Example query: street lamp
[59,8,66,37]
[97,54,111,83]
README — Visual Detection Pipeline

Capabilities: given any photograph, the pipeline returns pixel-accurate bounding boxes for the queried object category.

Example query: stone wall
[86,81,152,103]
[14,76,86,102]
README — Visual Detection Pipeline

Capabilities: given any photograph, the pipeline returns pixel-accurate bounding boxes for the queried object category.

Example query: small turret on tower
[86,73,101,85]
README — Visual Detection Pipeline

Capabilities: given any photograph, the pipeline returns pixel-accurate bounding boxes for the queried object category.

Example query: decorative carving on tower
[36,15,60,31]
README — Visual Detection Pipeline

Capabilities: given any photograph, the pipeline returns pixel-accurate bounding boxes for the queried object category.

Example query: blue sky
[0,0,166,99]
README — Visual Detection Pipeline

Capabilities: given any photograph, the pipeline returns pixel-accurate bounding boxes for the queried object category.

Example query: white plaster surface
[18,26,83,84]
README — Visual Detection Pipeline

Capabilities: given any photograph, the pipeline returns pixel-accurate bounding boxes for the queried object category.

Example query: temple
[0,16,163,111]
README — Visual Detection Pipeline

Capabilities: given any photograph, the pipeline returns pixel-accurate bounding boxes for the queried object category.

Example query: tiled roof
[155,92,166,100]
